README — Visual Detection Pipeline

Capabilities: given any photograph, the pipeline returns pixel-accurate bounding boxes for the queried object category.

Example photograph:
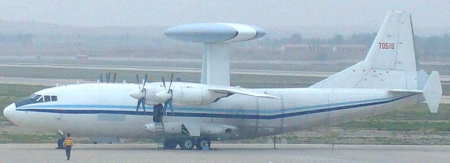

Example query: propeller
[156,73,174,111]
[132,74,148,113]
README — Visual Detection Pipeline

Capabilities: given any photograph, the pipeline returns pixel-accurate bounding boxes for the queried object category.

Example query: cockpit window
[44,96,50,102]
[51,96,57,101]
[37,96,44,102]
[29,94,42,101]
[16,94,57,107]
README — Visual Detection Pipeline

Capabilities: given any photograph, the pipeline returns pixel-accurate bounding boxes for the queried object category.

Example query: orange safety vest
[65,137,73,146]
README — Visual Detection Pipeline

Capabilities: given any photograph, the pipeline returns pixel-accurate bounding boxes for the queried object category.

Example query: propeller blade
[136,100,141,112]
[136,74,140,89]
[112,73,116,83]
[142,100,146,113]
[168,73,174,92]
[106,72,111,83]
[143,74,148,87]
[162,77,167,90]
[164,98,173,115]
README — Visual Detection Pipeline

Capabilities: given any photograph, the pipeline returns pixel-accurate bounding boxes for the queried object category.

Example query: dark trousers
[65,146,72,160]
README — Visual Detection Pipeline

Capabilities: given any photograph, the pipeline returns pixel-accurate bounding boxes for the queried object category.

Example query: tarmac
[1,143,449,163]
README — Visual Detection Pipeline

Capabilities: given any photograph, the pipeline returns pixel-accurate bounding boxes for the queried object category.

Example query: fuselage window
[51,96,57,101]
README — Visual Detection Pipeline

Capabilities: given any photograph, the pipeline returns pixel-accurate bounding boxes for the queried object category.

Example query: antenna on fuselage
[165,23,266,86]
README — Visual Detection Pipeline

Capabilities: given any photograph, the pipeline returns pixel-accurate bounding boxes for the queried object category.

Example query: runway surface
[1,143,449,163]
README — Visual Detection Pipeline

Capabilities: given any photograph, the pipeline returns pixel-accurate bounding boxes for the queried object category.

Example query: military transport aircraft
[3,11,442,150]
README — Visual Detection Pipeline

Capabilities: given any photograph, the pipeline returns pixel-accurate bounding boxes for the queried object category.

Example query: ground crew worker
[64,133,73,160]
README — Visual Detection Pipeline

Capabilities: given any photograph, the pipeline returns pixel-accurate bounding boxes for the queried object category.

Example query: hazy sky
[0,0,448,28]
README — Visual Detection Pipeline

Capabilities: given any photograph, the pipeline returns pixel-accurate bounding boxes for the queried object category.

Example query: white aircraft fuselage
[4,82,418,140]
[2,11,443,150]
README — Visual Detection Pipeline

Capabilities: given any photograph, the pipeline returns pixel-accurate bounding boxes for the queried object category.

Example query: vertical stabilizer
[364,11,416,71]
[311,11,418,89]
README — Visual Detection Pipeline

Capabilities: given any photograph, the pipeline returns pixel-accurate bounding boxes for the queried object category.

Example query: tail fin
[311,11,418,89]
[311,11,443,113]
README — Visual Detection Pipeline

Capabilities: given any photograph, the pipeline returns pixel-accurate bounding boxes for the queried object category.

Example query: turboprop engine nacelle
[131,84,229,106]
[144,122,182,133]
[171,88,227,105]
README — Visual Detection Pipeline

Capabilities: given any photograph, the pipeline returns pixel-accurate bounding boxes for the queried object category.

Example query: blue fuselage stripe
[16,94,416,120]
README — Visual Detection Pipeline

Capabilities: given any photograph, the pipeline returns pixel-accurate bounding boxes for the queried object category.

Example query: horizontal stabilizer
[388,89,423,94]
[208,86,280,99]
[389,71,442,113]
[423,71,442,113]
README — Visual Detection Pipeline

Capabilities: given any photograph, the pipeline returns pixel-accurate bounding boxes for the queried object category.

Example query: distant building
[76,55,89,61]
[332,45,367,53]
[280,44,367,59]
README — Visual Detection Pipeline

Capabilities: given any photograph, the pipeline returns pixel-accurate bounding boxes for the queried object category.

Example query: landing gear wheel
[196,138,211,150]
[163,139,178,149]
[179,139,195,150]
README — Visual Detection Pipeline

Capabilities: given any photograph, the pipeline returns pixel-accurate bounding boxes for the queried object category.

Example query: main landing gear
[195,138,211,150]
[163,138,211,150]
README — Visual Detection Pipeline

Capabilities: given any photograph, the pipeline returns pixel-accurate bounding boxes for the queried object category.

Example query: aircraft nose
[3,103,16,122]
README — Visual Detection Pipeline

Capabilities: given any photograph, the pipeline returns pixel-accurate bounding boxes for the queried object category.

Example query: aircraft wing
[208,86,281,99]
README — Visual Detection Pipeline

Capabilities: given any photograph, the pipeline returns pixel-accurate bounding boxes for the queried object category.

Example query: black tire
[196,138,211,150]
[164,139,178,149]
[179,139,195,150]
